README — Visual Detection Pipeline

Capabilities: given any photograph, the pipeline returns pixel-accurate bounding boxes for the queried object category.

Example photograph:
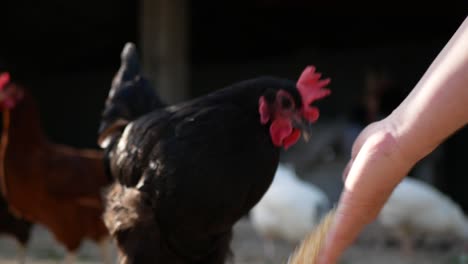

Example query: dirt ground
[231,218,468,264]
[0,219,467,264]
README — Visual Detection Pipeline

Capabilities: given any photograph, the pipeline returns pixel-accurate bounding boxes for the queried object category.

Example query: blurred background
[1,1,468,263]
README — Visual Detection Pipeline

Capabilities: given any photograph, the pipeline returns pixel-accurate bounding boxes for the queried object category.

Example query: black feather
[98,42,166,148]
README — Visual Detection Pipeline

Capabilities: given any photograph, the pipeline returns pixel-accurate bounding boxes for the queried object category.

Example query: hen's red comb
[297,66,331,122]
[0,72,11,91]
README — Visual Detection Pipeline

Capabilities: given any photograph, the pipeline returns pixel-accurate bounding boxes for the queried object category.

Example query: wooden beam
[140,0,189,104]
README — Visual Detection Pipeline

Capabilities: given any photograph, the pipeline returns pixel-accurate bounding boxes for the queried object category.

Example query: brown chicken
[0,72,111,264]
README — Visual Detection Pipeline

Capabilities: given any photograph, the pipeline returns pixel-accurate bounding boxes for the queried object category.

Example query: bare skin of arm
[318,16,468,264]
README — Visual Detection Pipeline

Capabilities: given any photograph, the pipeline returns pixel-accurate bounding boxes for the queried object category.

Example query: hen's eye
[281,97,292,109]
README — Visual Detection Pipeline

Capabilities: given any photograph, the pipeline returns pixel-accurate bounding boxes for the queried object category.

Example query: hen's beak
[292,118,313,142]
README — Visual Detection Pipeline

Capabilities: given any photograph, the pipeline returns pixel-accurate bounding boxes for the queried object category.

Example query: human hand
[317,118,414,264]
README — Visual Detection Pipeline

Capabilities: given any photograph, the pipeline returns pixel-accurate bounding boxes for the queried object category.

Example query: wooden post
[140,0,189,104]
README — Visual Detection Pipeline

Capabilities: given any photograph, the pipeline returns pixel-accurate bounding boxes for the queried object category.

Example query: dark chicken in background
[98,42,331,264]
[0,194,32,264]
[0,72,112,264]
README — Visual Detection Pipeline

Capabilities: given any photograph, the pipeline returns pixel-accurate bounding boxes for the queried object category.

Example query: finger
[344,122,381,181]
[317,195,368,264]
[342,159,353,182]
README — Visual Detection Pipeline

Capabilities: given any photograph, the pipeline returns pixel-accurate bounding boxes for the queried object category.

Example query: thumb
[343,121,382,181]
[342,159,352,182]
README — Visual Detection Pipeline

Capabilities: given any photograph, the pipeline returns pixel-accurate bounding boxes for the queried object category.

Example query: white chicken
[378,177,468,254]
[249,163,330,258]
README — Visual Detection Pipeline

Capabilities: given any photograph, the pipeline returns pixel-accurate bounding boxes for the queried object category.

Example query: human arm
[318,15,468,264]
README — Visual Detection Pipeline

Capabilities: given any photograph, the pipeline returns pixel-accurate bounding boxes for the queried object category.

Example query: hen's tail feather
[287,208,336,264]
[119,43,140,80]
[98,42,166,149]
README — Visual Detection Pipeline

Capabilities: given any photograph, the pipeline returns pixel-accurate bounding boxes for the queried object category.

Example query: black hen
[98,42,331,264]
